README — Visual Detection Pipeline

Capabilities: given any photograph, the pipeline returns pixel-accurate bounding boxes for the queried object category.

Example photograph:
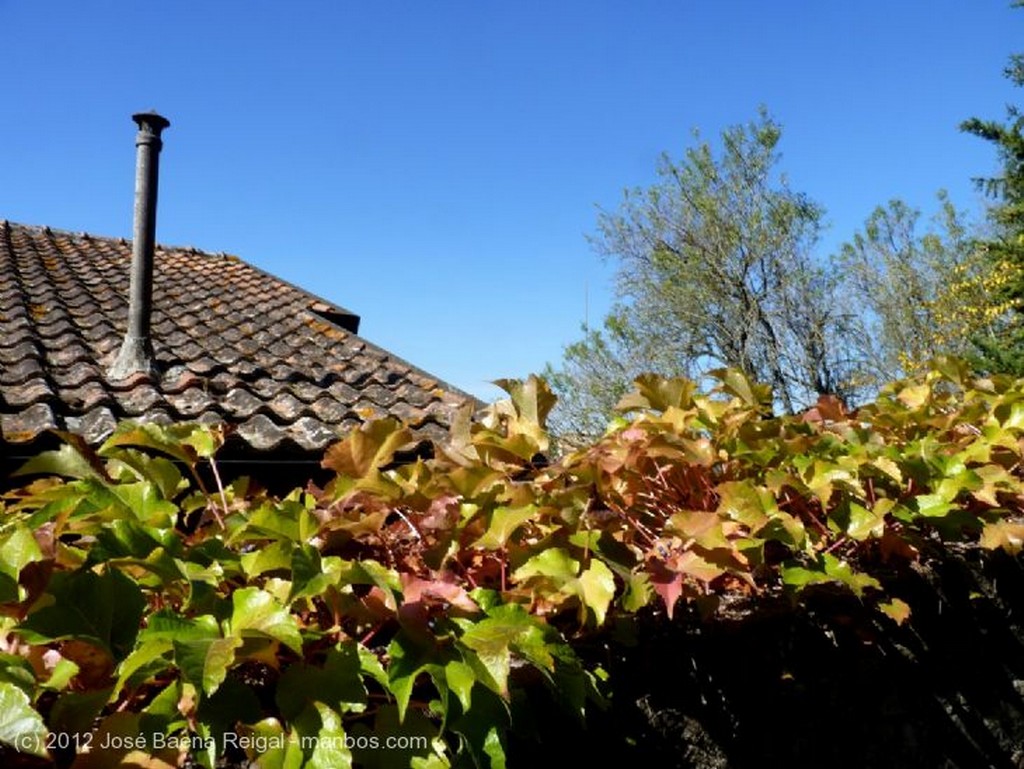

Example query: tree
[837,193,993,383]
[547,111,861,440]
[961,0,1024,374]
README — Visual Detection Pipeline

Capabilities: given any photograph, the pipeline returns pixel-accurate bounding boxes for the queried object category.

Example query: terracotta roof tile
[236,414,287,451]
[1,358,44,385]
[2,402,58,442]
[0,342,38,366]
[222,388,265,418]
[0,221,476,453]
[65,406,117,443]
[113,383,162,416]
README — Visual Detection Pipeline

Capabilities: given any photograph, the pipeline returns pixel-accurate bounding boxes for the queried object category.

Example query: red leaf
[401,575,480,613]
[646,557,690,620]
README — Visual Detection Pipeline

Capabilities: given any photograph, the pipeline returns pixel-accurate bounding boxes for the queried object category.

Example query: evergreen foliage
[962,0,1024,374]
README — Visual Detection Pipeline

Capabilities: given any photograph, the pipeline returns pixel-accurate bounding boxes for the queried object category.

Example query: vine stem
[824,536,848,555]
[393,508,422,540]
[208,456,228,529]
[500,547,508,593]
[361,620,387,646]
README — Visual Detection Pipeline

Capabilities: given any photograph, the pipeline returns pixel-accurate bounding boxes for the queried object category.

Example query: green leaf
[100,422,221,464]
[358,645,389,690]
[621,571,653,612]
[511,549,615,625]
[139,680,184,734]
[181,424,222,459]
[387,631,447,723]
[240,540,294,578]
[15,441,102,480]
[228,587,303,654]
[289,546,341,603]
[755,512,807,548]
[472,506,537,550]
[804,462,861,507]
[308,703,353,769]
[40,657,79,692]
[233,719,305,769]
[781,563,835,590]
[173,636,242,695]
[0,681,48,757]
[337,559,402,610]
[446,686,509,769]
[845,501,888,541]
[574,560,616,626]
[482,726,507,769]
[0,525,45,575]
[0,525,44,602]
[18,568,145,661]
[276,643,367,720]
[99,480,178,527]
[781,553,881,597]
[490,375,555,451]
[197,677,263,749]
[235,500,305,544]
[48,688,112,742]
[0,656,35,699]
[444,660,475,713]
[108,450,184,500]
[513,548,578,582]
[716,480,777,530]
[112,639,173,698]
[495,375,557,428]
[88,519,180,563]
[468,588,501,612]
[869,456,902,484]
[460,604,552,697]
[914,493,954,518]
[141,611,220,642]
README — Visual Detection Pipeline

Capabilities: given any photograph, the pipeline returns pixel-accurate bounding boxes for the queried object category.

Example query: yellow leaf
[897,383,931,409]
[879,598,911,625]
[980,519,1024,554]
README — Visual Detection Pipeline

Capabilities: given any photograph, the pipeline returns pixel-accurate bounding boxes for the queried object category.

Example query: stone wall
[511,548,1024,768]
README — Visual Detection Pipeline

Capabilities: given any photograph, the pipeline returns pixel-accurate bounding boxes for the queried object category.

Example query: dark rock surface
[513,547,1024,768]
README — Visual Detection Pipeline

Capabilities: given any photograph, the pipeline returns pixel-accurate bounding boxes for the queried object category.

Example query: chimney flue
[109,111,170,380]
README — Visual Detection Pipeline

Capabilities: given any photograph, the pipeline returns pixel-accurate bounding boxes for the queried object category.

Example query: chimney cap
[132,111,170,131]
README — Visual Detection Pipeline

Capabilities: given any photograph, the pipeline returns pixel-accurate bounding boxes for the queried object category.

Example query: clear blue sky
[2,2,1021,401]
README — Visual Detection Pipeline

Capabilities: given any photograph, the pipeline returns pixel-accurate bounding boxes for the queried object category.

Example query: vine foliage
[2,359,1024,767]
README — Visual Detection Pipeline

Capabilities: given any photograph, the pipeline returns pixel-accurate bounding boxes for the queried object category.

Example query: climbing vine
[1,358,1023,767]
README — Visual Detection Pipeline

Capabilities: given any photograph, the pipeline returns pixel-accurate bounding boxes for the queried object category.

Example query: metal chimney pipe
[109,111,170,379]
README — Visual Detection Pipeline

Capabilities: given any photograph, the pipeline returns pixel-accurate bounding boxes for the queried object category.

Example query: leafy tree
[962,0,1024,374]
[548,110,860,440]
[545,313,674,442]
[837,193,993,383]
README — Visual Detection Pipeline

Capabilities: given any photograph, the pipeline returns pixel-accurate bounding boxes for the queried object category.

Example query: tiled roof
[0,221,474,454]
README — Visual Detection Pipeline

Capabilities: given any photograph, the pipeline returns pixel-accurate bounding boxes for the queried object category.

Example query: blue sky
[1,2,1021,401]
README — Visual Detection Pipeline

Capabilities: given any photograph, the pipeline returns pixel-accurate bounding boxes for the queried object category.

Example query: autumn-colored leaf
[980,519,1024,554]
[879,598,912,625]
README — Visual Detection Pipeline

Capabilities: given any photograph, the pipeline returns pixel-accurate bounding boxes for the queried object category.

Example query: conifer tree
[962,1,1024,374]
